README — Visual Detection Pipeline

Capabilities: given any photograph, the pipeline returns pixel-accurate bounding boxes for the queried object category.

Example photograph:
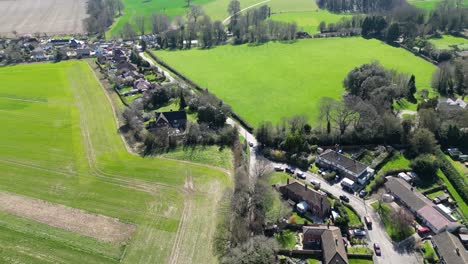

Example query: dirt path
[222,0,271,24]
[0,191,135,242]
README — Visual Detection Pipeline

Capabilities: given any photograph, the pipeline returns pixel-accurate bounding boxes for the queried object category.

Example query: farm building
[278,179,330,218]
[302,225,348,264]
[316,149,374,185]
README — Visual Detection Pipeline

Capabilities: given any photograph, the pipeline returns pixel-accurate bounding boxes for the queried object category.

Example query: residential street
[140,52,422,264]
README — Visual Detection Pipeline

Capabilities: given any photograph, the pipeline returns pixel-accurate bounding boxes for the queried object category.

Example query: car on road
[359,190,368,198]
[339,195,349,203]
[374,243,381,256]
[274,166,284,172]
[285,167,294,174]
[296,171,306,179]
[310,179,321,188]
[354,229,367,237]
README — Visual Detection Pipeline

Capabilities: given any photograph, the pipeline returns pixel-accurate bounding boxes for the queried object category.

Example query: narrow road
[222,0,271,24]
[139,52,421,264]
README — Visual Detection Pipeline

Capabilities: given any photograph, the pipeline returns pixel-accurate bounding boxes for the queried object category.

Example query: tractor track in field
[168,176,194,264]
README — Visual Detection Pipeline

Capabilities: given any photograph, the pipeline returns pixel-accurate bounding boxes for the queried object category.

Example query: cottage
[278,179,331,218]
[303,225,349,264]
[385,177,457,233]
[133,78,153,92]
[149,110,187,131]
[316,149,374,185]
[437,98,467,111]
[31,47,46,60]
[433,231,468,264]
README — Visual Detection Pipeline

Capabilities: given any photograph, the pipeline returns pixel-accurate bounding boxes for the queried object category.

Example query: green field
[408,0,468,10]
[271,11,351,33]
[108,0,213,37]
[0,62,230,263]
[429,35,468,50]
[156,37,436,126]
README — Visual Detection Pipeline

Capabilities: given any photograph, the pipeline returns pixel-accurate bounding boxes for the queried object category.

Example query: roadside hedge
[436,150,468,204]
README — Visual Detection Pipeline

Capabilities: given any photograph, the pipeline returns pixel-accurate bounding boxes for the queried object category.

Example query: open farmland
[108,0,213,37]
[408,0,468,10]
[155,37,436,127]
[428,35,468,50]
[0,0,87,36]
[0,62,230,263]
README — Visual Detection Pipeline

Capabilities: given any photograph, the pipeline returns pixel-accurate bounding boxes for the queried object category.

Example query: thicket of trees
[317,0,406,13]
[86,0,124,35]
[432,59,468,96]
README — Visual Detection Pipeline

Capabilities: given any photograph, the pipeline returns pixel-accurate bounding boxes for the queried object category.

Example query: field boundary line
[222,0,271,24]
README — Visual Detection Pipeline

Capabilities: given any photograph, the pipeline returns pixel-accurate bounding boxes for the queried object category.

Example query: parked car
[374,243,381,256]
[364,216,372,229]
[359,190,368,198]
[285,167,294,174]
[310,179,321,188]
[339,195,349,203]
[274,166,284,172]
[249,142,254,147]
[296,171,306,179]
[354,229,367,237]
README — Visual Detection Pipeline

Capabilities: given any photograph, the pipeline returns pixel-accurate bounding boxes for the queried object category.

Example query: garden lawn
[156,37,436,127]
[348,259,374,264]
[345,206,361,226]
[371,202,414,242]
[423,240,438,261]
[275,230,296,249]
[429,35,468,50]
[0,62,230,263]
[366,152,411,192]
[436,169,468,220]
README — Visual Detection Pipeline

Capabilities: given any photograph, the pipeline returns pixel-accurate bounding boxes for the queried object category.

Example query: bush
[323,171,337,181]
[410,154,440,179]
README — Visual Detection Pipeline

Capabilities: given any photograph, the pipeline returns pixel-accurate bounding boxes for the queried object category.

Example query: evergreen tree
[407,75,417,102]
[179,92,187,110]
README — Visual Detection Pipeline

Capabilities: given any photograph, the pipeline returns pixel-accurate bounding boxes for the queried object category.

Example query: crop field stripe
[0,61,231,263]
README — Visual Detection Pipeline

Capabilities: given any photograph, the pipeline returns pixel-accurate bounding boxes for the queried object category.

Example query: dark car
[249,142,254,147]
[359,190,368,198]
[285,167,294,174]
[354,229,367,237]
[274,166,284,172]
[339,195,349,203]
[374,243,381,256]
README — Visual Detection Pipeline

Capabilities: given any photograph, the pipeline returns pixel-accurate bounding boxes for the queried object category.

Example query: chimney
[456,248,460,256]
[305,184,308,191]
[327,222,330,229]
[287,178,289,185]
[411,187,414,192]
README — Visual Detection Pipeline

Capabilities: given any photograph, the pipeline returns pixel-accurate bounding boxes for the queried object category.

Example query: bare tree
[331,99,359,140]
[115,0,124,16]
[135,16,145,35]
[187,5,204,24]
[185,0,192,7]
[319,97,336,135]
[151,13,170,34]
[391,208,414,234]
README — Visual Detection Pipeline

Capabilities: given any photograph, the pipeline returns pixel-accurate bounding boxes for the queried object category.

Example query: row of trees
[255,63,423,168]
[317,0,406,13]
[432,58,468,96]
[86,0,124,35]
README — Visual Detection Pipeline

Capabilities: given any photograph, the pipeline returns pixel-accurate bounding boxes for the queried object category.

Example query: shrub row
[436,150,468,204]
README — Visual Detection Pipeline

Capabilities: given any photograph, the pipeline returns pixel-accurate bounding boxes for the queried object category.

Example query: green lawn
[436,169,468,220]
[159,145,233,170]
[348,246,373,255]
[156,37,435,127]
[428,35,468,50]
[423,240,439,261]
[275,230,297,249]
[366,152,411,192]
[271,10,351,34]
[345,206,362,226]
[0,61,230,263]
[371,202,415,242]
[426,190,446,199]
[348,259,374,264]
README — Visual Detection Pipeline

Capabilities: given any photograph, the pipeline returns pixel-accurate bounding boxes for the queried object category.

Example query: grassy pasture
[155,37,436,126]
[271,11,351,33]
[0,61,230,263]
[408,0,468,11]
[428,35,468,50]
